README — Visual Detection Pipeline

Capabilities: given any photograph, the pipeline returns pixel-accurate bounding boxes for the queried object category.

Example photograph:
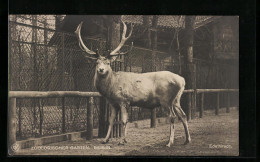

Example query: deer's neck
[94,70,116,98]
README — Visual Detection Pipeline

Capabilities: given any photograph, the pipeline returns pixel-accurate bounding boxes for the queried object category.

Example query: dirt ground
[15,108,239,156]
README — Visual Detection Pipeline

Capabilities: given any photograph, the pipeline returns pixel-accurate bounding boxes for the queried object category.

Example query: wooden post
[107,16,122,138]
[61,97,65,133]
[200,93,204,118]
[151,108,157,128]
[131,106,133,122]
[226,92,230,113]
[117,111,120,137]
[17,36,22,138]
[183,16,196,120]
[98,97,106,138]
[150,15,158,128]
[39,99,43,136]
[32,16,38,134]
[8,98,17,155]
[18,100,22,138]
[110,114,114,138]
[62,33,65,90]
[191,90,196,120]
[216,92,220,115]
[187,93,192,121]
[107,103,111,138]
[86,97,94,140]
[115,114,118,138]
[192,65,197,119]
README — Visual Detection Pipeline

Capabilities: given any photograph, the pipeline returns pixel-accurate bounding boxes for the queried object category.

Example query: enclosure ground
[15,108,238,156]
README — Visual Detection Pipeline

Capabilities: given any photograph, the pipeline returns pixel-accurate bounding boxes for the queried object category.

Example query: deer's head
[75,21,133,76]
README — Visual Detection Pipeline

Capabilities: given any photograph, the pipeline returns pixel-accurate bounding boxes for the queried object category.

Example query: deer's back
[111,71,185,108]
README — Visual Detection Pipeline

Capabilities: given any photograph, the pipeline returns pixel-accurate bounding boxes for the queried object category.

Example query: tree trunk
[143,16,152,49]
[31,15,38,135]
[150,15,158,128]
[55,15,64,91]
[103,15,122,138]
[184,16,195,64]
[183,16,196,121]
[142,16,152,72]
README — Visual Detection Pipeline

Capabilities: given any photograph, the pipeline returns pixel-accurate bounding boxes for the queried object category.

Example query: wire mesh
[9,15,238,139]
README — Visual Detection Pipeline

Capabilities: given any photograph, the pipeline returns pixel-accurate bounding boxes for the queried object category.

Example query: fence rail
[8,88,238,153]
[8,91,103,154]
[9,91,101,98]
[196,89,238,118]
[196,89,238,93]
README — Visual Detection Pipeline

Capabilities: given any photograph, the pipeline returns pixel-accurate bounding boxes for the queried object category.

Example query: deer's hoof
[118,139,127,145]
[101,139,109,144]
[166,143,171,147]
[184,139,191,145]
[118,141,125,145]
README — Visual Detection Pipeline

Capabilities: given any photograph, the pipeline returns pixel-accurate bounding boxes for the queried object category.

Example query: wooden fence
[8,89,238,152]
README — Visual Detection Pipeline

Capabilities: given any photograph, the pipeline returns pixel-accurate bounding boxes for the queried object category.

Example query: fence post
[117,111,120,137]
[86,97,94,140]
[8,98,16,155]
[98,97,106,138]
[62,97,66,133]
[110,110,114,138]
[187,93,192,121]
[216,92,220,115]
[131,106,133,122]
[226,92,230,113]
[200,93,204,118]
[151,108,157,128]
[192,64,197,119]
[62,33,65,90]
[18,100,22,138]
[39,99,43,136]
[191,89,197,119]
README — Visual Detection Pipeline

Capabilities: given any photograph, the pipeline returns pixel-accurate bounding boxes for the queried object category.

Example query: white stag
[75,21,191,147]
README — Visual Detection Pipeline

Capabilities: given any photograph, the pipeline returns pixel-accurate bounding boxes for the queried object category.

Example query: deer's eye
[106,62,110,65]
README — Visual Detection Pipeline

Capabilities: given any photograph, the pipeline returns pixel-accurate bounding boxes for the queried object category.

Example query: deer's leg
[118,104,128,145]
[173,101,191,145]
[102,105,118,144]
[166,106,177,147]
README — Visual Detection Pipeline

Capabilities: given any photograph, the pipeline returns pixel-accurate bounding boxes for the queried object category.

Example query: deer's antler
[75,22,100,59]
[110,21,133,56]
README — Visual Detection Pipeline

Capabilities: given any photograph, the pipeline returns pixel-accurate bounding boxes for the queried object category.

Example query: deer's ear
[108,55,118,62]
